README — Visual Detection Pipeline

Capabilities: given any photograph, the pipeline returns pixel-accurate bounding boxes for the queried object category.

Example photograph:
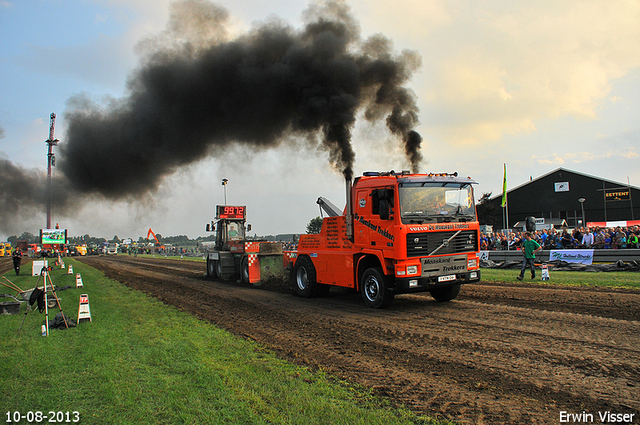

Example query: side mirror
[247,224,252,232]
[206,224,210,232]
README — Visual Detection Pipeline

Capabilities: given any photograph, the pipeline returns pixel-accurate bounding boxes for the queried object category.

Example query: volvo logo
[414,237,420,244]
[442,239,449,246]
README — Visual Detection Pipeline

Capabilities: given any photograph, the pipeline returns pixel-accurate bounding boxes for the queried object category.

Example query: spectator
[614,231,627,249]
[540,229,548,245]
[561,229,573,249]
[481,233,489,250]
[594,229,605,249]
[517,232,542,281]
[544,231,558,250]
[12,247,22,276]
[573,228,583,248]
[628,230,639,249]
[581,229,594,248]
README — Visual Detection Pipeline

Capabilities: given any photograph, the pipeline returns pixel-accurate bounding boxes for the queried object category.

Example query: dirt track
[70,255,640,424]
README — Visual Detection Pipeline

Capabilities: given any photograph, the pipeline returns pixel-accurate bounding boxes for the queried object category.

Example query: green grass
[1,259,446,425]
[481,267,640,289]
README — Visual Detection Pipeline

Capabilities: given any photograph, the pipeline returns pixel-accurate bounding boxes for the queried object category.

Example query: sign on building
[605,189,630,202]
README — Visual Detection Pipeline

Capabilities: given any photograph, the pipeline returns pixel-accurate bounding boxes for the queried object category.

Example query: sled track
[78,255,640,424]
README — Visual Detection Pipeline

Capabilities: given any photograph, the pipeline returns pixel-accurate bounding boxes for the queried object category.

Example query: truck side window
[371,189,394,218]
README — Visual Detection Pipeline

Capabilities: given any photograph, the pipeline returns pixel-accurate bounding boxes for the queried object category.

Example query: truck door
[370,188,395,250]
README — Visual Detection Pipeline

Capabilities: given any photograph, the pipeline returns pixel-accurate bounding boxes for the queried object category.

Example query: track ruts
[78,255,640,425]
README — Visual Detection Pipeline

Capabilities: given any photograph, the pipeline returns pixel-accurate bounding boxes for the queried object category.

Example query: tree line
[6,217,323,248]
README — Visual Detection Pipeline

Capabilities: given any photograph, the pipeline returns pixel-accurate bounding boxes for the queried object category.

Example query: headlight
[468,258,477,268]
[407,265,418,275]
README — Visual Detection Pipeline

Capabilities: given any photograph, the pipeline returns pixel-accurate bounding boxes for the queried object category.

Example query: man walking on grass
[517,232,542,280]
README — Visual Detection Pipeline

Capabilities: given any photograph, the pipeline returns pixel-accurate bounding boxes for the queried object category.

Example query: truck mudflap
[393,270,480,294]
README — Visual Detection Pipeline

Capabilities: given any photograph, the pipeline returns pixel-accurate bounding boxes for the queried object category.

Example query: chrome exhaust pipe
[345,178,353,241]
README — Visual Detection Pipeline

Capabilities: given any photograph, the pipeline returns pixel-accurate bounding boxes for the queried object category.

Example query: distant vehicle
[0,242,11,257]
[106,243,118,255]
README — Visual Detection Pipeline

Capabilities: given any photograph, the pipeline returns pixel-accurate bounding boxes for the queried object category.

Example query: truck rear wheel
[430,284,461,302]
[360,267,394,309]
[292,256,328,297]
[216,260,223,279]
[207,258,215,277]
[241,256,250,284]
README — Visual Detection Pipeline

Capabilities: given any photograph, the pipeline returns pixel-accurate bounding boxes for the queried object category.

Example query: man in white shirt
[581,229,594,248]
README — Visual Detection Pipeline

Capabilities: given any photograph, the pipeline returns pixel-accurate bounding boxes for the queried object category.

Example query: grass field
[0,259,446,425]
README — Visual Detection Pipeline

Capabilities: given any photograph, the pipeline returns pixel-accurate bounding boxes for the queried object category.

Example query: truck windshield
[399,182,476,224]
[226,222,244,240]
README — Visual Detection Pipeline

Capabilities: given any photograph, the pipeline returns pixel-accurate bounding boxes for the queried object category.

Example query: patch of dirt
[78,256,640,424]
[0,257,32,281]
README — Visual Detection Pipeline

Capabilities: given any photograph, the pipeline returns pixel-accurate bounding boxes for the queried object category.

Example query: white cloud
[356,0,640,147]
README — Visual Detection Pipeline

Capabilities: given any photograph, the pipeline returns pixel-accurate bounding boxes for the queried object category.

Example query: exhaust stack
[345,178,354,242]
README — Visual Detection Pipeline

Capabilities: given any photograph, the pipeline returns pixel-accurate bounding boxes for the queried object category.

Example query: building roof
[491,167,640,202]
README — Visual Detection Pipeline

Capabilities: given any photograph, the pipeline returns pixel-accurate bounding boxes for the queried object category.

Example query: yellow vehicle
[76,245,87,256]
[0,242,11,257]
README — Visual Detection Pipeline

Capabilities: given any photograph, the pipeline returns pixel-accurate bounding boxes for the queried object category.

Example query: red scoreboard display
[216,205,246,219]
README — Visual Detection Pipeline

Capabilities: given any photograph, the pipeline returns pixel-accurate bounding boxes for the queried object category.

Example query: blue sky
[1,0,639,240]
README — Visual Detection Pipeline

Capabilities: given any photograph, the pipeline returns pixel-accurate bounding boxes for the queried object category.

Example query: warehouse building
[477,168,640,231]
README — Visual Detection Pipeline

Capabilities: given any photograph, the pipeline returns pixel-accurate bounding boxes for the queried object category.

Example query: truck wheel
[207,258,215,277]
[215,260,223,279]
[241,256,250,284]
[292,256,327,297]
[360,267,394,309]
[430,284,461,302]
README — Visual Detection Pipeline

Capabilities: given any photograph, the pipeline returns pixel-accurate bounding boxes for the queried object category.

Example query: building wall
[478,168,640,230]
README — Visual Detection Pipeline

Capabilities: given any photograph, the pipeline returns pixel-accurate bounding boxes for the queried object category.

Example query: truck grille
[406,230,478,257]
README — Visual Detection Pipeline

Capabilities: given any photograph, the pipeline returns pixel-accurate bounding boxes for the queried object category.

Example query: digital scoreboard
[40,228,67,245]
[216,205,246,219]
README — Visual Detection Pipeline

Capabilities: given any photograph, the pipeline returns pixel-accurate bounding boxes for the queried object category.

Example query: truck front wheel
[360,267,394,309]
[430,284,461,302]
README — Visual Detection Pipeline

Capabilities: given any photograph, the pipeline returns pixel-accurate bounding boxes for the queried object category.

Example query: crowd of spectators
[481,225,640,251]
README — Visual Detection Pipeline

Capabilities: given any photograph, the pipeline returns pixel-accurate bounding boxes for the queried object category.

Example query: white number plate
[438,274,456,282]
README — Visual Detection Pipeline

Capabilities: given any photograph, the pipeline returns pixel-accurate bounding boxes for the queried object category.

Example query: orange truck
[293,170,481,308]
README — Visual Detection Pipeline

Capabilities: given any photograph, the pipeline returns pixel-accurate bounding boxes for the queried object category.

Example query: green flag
[501,163,507,207]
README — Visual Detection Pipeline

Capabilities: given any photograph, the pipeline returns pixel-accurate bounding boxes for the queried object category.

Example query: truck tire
[207,258,215,277]
[430,284,461,302]
[360,267,394,309]
[292,256,328,297]
[241,256,250,284]
[216,260,223,279]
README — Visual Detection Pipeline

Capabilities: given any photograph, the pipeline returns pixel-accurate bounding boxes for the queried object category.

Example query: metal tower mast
[46,112,59,229]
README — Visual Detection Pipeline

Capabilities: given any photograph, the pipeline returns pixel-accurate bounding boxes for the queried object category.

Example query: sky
[1,0,639,241]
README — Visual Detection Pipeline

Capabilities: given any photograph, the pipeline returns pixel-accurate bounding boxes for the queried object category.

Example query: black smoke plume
[0,0,423,234]
[60,0,423,196]
[0,158,73,234]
